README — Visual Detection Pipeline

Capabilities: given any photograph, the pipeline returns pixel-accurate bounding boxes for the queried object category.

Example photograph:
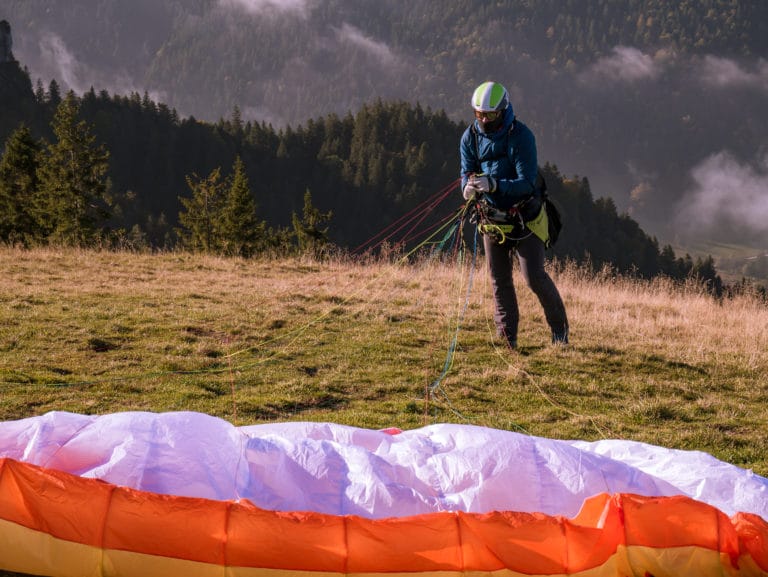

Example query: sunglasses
[474,109,501,121]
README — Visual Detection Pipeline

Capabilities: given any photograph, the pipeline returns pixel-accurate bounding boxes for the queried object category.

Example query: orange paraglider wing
[1,412,766,576]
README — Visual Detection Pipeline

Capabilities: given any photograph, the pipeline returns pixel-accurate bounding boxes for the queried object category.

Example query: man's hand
[462,181,479,200]
[468,174,496,194]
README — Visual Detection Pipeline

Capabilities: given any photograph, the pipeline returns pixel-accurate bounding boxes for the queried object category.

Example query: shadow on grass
[237,393,348,420]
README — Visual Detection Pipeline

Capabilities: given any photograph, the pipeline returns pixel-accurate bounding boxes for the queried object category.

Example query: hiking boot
[551,328,569,345]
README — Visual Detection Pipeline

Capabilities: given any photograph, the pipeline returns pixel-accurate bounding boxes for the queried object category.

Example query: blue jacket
[460,107,539,212]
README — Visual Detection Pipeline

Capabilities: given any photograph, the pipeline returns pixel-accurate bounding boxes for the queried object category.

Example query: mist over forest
[3,0,768,270]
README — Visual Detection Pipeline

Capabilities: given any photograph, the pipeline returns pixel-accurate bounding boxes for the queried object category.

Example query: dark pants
[484,231,568,343]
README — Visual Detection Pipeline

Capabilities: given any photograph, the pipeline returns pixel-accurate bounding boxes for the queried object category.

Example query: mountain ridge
[2,2,767,276]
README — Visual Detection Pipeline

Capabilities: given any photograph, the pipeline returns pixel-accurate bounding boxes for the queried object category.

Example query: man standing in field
[460,81,568,349]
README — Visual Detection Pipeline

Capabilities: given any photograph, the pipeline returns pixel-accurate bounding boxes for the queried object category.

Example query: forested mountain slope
[0,57,725,291]
[2,1,768,275]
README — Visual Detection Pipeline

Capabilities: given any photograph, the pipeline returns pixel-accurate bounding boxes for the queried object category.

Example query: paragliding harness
[467,122,562,248]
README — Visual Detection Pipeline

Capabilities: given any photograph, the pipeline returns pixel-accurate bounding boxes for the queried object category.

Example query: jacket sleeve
[459,127,478,190]
[494,124,538,209]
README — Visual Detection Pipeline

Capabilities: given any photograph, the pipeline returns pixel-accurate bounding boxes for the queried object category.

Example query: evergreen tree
[34,79,45,104]
[177,167,226,252]
[291,189,333,256]
[47,79,61,108]
[691,255,724,296]
[0,125,41,244]
[220,156,265,258]
[36,92,111,245]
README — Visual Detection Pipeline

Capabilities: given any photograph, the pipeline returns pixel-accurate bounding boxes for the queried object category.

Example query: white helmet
[471,81,509,112]
[471,81,511,132]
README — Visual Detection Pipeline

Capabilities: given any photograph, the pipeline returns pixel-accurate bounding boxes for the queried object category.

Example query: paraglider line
[426,209,477,413]
[351,179,459,255]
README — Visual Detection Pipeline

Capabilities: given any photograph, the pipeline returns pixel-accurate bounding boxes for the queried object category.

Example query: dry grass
[1,246,767,475]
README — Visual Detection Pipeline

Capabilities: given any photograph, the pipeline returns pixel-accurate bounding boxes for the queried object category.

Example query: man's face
[475,109,504,132]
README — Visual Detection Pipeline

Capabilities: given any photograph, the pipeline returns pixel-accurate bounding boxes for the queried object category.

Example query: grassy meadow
[1,246,767,477]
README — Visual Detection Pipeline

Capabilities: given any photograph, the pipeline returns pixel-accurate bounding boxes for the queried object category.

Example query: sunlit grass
[1,246,767,476]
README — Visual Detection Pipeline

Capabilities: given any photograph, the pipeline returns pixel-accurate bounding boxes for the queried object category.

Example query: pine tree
[691,255,723,296]
[47,79,61,108]
[220,156,265,258]
[177,167,226,253]
[34,79,45,104]
[291,189,333,256]
[36,92,111,246]
[0,125,41,243]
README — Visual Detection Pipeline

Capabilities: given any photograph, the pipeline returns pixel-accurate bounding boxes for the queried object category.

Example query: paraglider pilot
[460,81,568,349]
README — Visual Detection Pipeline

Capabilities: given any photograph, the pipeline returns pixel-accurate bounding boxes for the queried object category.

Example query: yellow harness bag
[525,203,549,245]
[477,203,548,246]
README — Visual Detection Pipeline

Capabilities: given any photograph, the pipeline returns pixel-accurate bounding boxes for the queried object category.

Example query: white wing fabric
[0,410,765,520]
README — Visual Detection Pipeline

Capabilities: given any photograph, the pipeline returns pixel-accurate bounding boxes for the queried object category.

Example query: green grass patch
[0,247,766,478]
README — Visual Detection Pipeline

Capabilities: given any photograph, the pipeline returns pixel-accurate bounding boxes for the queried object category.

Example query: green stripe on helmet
[471,81,508,112]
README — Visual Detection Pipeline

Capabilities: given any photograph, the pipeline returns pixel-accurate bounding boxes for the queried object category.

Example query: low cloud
[334,23,397,67]
[697,55,768,92]
[677,151,768,239]
[38,32,166,106]
[39,33,85,93]
[624,160,658,213]
[585,46,661,83]
[629,181,653,210]
[218,0,312,16]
